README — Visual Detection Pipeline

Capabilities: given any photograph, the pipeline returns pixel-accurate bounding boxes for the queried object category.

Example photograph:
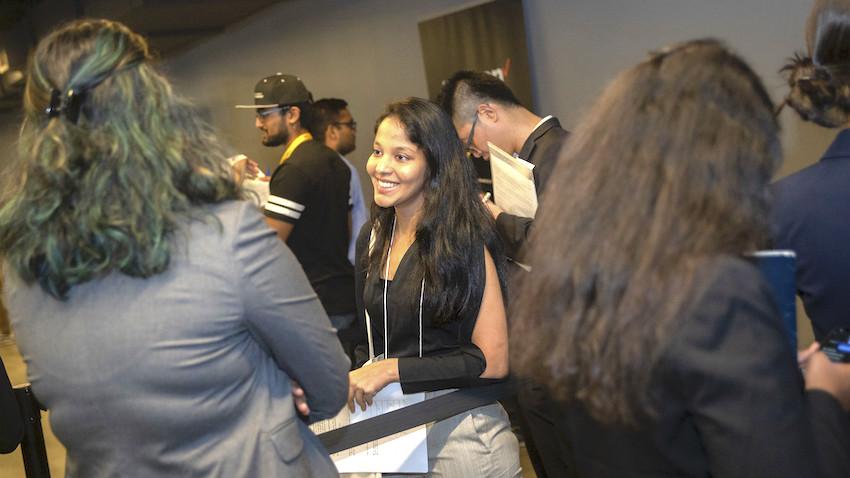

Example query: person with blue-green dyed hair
[0,18,349,477]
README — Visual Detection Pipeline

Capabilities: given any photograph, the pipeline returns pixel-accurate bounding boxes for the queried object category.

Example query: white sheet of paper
[488,142,538,218]
[310,382,428,474]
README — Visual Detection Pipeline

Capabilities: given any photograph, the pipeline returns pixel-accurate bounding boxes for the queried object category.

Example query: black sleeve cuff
[807,389,850,476]
[495,213,532,259]
[397,344,492,393]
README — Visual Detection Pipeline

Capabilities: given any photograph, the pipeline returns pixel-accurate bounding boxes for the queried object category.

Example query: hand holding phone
[820,327,850,363]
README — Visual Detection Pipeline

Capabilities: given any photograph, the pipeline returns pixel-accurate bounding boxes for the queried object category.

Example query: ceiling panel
[0,0,285,109]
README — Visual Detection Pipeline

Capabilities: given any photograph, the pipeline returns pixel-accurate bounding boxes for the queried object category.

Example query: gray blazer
[4,201,349,477]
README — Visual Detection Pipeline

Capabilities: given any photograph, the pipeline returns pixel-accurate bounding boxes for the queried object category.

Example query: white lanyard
[366,217,425,361]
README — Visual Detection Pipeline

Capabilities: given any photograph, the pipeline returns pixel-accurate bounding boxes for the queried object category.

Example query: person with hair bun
[511,39,850,477]
[773,0,850,340]
[0,19,349,477]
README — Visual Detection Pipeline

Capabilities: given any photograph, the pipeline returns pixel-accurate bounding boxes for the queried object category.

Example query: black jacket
[495,116,569,260]
[558,257,850,478]
[771,128,850,340]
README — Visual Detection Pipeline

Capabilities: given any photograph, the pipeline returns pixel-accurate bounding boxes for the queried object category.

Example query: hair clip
[63,89,84,123]
[44,88,85,123]
[45,89,62,118]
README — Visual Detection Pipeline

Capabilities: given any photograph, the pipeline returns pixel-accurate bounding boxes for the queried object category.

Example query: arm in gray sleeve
[233,203,350,422]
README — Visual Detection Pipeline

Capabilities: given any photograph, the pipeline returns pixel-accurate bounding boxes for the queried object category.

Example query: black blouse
[353,224,495,393]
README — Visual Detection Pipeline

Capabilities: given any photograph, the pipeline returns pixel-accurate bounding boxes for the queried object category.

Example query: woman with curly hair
[772,0,850,340]
[510,39,850,477]
[0,19,348,477]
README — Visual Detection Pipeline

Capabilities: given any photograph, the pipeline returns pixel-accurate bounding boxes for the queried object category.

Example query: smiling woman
[368,116,429,214]
[349,97,521,477]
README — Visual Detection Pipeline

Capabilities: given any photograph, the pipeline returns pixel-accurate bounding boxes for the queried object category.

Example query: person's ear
[326,124,339,142]
[478,103,498,123]
[288,106,301,125]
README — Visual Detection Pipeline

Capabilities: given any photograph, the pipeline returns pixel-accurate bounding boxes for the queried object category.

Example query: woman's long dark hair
[365,97,505,324]
[781,0,850,126]
[510,39,780,425]
[0,19,240,299]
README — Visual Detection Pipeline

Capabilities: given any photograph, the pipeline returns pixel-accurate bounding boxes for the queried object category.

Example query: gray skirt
[344,395,522,477]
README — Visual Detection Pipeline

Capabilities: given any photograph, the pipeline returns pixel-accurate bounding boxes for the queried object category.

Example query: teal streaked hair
[0,19,241,299]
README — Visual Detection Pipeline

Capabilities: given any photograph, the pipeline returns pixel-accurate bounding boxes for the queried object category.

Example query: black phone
[820,327,850,363]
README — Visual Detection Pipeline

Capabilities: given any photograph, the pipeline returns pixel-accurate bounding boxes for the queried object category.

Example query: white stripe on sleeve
[267,195,305,212]
[265,202,302,219]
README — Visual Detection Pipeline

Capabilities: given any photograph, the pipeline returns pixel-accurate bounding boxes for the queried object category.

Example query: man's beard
[263,128,289,147]
[337,137,356,156]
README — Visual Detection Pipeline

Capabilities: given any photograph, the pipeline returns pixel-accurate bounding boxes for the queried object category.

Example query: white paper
[310,383,428,474]
[488,142,538,218]
[228,154,270,207]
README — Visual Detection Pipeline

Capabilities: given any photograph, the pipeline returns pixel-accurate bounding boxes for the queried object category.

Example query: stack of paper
[488,142,537,218]
[310,383,428,474]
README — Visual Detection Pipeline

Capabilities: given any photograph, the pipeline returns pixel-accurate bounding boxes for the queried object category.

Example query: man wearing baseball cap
[237,74,356,360]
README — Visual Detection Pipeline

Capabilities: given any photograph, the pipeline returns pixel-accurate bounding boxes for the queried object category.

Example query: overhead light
[3,70,23,89]
[0,50,8,75]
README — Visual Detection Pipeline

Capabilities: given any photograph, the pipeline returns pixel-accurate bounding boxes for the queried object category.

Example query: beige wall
[521,0,835,179]
[1,0,834,190]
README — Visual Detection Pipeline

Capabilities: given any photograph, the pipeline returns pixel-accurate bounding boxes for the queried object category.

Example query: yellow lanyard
[279,132,313,165]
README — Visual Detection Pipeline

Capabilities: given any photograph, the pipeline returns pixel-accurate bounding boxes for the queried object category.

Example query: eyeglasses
[256,106,291,120]
[334,120,357,130]
[465,113,479,157]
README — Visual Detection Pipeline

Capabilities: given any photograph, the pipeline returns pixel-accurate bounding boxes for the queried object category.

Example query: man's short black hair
[309,98,348,142]
[436,70,521,121]
[292,100,313,132]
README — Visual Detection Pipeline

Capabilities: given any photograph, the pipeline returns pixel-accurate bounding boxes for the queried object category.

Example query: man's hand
[230,156,260,184]
[244,159,260,180]
[291,380,310,416]
[482,195,503,220]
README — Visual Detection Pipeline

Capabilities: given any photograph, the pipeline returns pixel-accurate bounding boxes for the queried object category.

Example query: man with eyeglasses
[308,98,367,267]
[437,70,571,478]
[437,70,569,262]
[237,74,356,358]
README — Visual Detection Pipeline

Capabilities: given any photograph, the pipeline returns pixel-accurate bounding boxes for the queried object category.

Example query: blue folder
[749,250,797,349]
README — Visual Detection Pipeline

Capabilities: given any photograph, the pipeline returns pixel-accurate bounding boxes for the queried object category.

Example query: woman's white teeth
[379,181,398,188]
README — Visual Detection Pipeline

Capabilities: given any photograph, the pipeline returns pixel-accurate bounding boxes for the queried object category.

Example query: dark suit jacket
[771,128,850,340]
[559,257,850,478]
[0,357,22,453]
[495,116,569,259]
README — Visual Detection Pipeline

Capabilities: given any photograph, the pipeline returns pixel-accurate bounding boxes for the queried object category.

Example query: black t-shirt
[264,140,355,316]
